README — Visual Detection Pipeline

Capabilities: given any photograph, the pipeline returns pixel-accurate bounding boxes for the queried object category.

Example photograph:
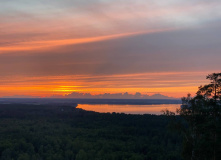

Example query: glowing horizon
[0,71,212,98]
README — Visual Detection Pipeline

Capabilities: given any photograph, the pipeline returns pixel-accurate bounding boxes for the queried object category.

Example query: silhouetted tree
[165,73,221,160]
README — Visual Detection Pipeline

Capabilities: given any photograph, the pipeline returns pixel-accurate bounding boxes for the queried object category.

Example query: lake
[77,104,181,115]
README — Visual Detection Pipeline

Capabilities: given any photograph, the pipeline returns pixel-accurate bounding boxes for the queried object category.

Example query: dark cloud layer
[1,23,221,77]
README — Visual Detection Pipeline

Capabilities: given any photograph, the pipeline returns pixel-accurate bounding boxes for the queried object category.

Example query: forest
[0,103,182,160]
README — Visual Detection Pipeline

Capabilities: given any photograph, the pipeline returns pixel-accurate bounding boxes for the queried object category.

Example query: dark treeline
[0,104,182,160]
[0,98,181,105]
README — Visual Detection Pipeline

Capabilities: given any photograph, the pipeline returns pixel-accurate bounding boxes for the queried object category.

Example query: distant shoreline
[0,98,181,105]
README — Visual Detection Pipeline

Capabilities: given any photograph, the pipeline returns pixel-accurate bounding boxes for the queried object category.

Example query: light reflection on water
[77,104,181,115]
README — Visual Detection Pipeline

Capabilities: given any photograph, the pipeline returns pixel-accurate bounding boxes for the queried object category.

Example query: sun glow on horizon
[0,71,207,98]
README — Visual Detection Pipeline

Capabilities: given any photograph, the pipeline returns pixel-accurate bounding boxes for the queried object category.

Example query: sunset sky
[1,0,221,98]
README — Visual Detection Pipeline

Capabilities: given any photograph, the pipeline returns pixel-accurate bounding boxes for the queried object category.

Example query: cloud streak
[0,28,174,53]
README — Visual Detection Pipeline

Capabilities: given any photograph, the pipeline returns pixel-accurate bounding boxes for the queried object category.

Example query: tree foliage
[166,73,221,160]
[0,103,182,160]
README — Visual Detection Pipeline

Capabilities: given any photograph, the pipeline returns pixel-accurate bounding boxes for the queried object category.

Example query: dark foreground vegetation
[165,73,221,160]
[0,104,182,160]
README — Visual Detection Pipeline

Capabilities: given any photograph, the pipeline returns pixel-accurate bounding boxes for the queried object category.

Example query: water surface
[77,104,180,115]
